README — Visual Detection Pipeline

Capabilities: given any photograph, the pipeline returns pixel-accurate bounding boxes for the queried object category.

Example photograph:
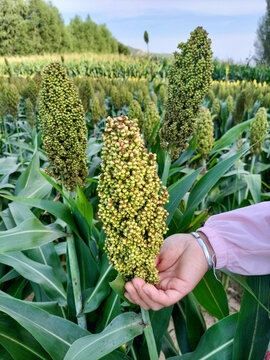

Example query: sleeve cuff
[196,225,228,269]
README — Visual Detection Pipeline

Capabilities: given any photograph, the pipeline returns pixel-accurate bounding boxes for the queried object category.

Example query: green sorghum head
[98,115,169,284]
[207,89,215,103]
[143,101,160,146]
[212,98,220,115]
[226,95,234,113]
[91,94,102,124]
[160,26,213,153]
[262,93,270,109]
[23,78,38,107]
[0,83,20,118]
[250,107,268,155]
[111,86,121,110]
[244,87,254,113]
[39,62,88,191]
[79,79,93,114]
[25,97,35,128]
[159,84,167,106]
[196,108,214,158]
[233,90,246,125]
[128,99,144,130]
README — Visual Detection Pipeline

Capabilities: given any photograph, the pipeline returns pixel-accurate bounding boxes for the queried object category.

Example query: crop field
[0,37,269,359]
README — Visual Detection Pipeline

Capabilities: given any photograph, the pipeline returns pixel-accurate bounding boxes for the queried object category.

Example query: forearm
[197,202,270,275]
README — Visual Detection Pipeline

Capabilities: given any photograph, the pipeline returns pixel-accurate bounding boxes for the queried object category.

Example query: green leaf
[244,174,261,203]
[0,252,67,305]
[0,157,18,175]
[233,275,270,360]
[76,187,93,233]
[0,315,50,360]
[96,291,121,332]
[2,195,80,237]
[222,270,270,314]
[83,254,116,314]
[183,293,206,350]
[179,150,245,230]
[151,306,173,354]
[192,271,229,320]
[211,119,252,153]
[109,273,127,302]
[64,312,144,360]
[15,152,52,199]
[0,293,89,360]
[165,168,202,226]
[172,302,191,354]
[0,217,66,253]
[168,313,238,360]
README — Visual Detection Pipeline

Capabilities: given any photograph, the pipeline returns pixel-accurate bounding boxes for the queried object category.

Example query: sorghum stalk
[98,115,169,284]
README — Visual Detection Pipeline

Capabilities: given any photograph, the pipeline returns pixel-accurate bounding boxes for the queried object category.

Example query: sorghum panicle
[98,116,169,284]
[160,26,213,153]
[39,62,88,191]
[250,107,268,155]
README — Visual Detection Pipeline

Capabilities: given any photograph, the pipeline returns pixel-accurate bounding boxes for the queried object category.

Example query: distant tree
[0,0,29,55]
[255,0,270,65]
[144,30,149,53]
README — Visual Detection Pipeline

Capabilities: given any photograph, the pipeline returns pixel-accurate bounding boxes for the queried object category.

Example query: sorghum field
[0,27,269,360]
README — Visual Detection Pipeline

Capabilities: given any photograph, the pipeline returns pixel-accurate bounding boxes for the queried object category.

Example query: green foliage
[111,85,121,109]
[0,1,128,56]
[196,108,214,158]
[160,26,213,153]
[255,0,270,65]
[39,62,88,191]
[128,99,143,130]
[250,107,268,154]
[98,116,168,284]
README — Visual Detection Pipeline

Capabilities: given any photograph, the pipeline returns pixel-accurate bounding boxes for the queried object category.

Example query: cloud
[52,0,266,20]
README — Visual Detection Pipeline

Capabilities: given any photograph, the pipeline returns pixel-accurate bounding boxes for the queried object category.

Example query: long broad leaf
[179,150,245,230]
[0,252,67,305]
[83,254,116,314]
[0,315,50,360]
[233,275,270,360]
[168,313,238,360]
[211,120,252,153]
[165,168,202,226]
[15,152,52,199]
[0,217,66,253]
[2,195,80,236]
[0,293,89,360]
[192,271,229,320]
[64,312,144,360]
[244,174,261,204]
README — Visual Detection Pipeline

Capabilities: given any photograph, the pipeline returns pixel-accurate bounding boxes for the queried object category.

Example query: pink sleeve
[197,202,270,275]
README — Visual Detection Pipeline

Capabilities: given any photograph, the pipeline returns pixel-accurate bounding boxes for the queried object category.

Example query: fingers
[125,277,186,310]
[124,279,150,310]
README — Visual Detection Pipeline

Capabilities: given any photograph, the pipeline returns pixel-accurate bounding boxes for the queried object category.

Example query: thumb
[157,234,188,272]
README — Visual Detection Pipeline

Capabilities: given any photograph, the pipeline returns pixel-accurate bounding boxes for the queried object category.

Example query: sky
[51,0,267,63]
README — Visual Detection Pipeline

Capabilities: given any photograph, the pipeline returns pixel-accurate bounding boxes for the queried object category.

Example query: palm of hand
[124,234,208,310]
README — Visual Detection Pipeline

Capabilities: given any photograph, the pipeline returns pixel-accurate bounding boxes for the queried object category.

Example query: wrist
[197,231,216,267]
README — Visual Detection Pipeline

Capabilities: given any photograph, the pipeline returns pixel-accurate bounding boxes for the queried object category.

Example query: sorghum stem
[141,307,158,360]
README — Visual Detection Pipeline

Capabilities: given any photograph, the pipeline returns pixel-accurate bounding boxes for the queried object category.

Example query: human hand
[124,232,212,310]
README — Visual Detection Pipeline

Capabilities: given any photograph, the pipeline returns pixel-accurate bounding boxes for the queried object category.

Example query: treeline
[0,0,130,56]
